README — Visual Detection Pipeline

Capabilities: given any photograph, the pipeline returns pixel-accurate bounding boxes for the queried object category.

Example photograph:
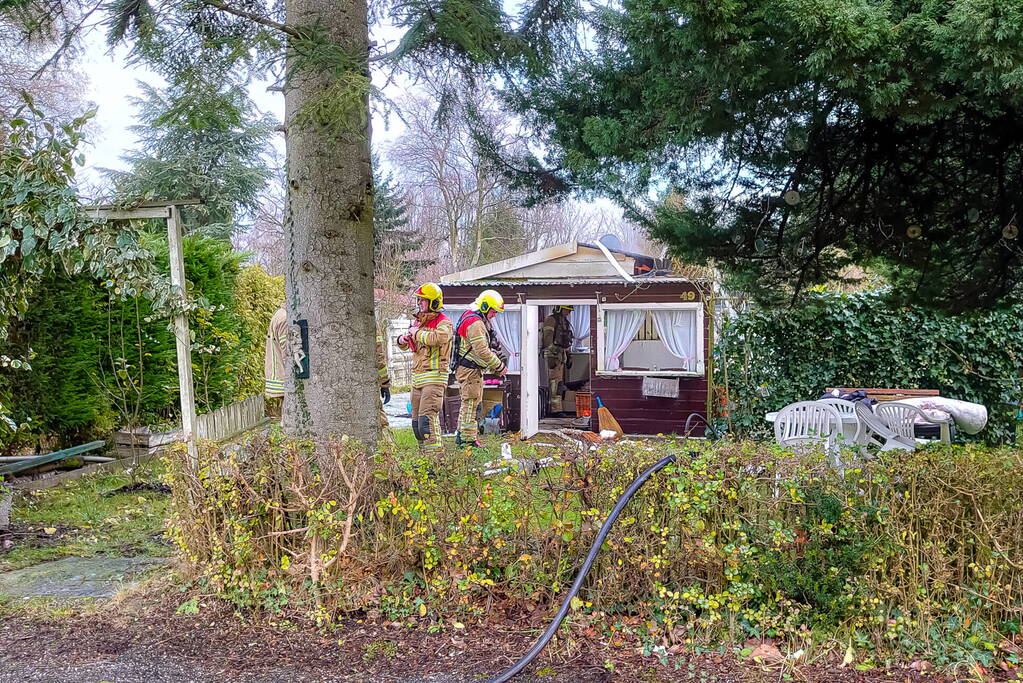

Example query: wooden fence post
[167,205,198,464]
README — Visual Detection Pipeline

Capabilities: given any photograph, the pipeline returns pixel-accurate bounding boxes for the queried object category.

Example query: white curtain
[603,309,645,371]
[568,305,591,350]
[491,309,522,372]
[651,309,698,371]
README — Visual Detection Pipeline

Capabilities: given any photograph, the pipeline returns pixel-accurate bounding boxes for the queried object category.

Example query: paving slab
[0,556,167,600]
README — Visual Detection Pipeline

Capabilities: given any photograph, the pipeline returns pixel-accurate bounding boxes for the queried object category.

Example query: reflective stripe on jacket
[398,312,454,387]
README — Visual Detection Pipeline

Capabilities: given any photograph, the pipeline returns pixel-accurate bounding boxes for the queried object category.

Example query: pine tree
[373,166,432,290]
[104,81,275,239]
[487,0,1023,310]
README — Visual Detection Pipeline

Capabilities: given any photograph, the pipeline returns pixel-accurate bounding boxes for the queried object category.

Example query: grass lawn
[0,428,557,574]
[391,426,559,459]
[0,460,172,572]
[0,429,541,574]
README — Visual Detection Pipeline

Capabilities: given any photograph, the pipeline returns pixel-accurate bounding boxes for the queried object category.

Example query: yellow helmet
[473,289,504,314]
[413,282,443,311]
[557,305,575,312]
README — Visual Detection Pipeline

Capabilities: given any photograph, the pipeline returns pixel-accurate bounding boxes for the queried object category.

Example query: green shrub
[95,234,247,426]
[0,236,250,450]
[233,265,284,399]
[172,236,247,413]
[1,274,116,448]
[716,291,1023,443]
[166,436,1023,666]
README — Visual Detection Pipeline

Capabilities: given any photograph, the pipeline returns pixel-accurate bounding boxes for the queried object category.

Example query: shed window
[597,303,704,376]
[445,304,522,373]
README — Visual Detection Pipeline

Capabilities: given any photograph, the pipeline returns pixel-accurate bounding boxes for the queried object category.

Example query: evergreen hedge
[234,265,285,399]
[715,291,1023,443]
[0,239,279,451]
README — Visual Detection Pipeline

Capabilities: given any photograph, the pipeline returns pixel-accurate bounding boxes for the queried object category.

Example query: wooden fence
[114,394,266,457]
[195,394,265,442]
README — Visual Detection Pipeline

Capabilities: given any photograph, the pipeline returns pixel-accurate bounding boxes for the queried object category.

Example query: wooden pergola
[82,199,202,459]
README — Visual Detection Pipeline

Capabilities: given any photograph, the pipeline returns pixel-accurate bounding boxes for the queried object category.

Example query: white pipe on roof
[595,239,636,283]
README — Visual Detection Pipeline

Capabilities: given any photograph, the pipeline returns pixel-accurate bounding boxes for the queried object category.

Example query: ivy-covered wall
[716,291,1023,444]
[0,240,280,452]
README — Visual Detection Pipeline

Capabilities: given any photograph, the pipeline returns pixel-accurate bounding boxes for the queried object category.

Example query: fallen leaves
[745,639,784,664]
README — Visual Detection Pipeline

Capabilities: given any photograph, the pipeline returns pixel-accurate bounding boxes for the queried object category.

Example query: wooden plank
[441,243,578,283]
[0,441,105,476]
[86,207,171,220]
[15,452,163,491]
[501,261,626,279]
[82,199,202,211]
[521,304,540,439]
[827,387,939,401]
[705,292,715,424]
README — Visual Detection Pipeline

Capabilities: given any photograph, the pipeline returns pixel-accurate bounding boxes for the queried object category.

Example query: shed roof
[440,241,675,284]
[441,277,698,287]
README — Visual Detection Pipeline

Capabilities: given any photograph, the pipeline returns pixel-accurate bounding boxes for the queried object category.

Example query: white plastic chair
[854,402,915,452]
[816,398,865,446]
[774,401,842,457]
[875,401,952,445]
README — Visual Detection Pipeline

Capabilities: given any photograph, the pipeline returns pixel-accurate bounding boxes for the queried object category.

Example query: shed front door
[520,304,539,438]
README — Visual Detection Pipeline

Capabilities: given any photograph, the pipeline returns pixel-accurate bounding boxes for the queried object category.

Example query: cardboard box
[563,390,577,411]
[481,387,505,418]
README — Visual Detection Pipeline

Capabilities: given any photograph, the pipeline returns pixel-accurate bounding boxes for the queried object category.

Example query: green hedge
[2,275,118,447]
[715,291,1023,443]
[167,436,1023,667]
[233,265,285,399]
[168,236,246,417]
[0,239,279,451]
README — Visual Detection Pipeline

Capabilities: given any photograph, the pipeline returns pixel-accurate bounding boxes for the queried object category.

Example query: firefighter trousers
[455,366,484,442]
[411,383,445,454]
[545,346,568,412]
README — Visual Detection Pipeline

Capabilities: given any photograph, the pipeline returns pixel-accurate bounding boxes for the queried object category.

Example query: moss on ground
[1,461,171,572]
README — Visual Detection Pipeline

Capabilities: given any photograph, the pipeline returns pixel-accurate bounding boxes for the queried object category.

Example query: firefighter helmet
[473,290,505,314]
[413,282,444,311]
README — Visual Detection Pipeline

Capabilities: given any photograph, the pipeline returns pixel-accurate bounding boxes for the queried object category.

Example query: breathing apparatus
[487,413,717,683]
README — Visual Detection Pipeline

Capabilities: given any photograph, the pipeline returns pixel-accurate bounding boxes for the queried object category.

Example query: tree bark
[282,0,379,449]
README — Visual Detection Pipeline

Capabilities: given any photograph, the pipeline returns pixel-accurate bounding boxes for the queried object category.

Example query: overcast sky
[75,22,409,188]
[72,20,631,239]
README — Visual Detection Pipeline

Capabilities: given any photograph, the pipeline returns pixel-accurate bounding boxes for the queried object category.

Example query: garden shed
[440,241,714,438]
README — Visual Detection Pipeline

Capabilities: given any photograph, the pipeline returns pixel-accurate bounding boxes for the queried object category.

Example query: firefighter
[541,305,574,415]
[397,283,453,454]
[452,290,508,449]
[377,330,394,446]
[264,305,288,397]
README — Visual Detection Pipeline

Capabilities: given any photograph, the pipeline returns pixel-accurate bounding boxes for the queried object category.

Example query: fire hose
[487,413,715,683]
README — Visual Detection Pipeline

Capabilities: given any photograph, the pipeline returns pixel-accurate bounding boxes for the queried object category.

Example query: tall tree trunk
[282,0,379,449]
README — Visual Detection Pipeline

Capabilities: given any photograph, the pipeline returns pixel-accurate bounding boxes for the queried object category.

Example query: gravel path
[384,391,412,430]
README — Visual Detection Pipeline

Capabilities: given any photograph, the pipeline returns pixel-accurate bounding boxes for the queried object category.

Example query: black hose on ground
[487,413,711,683]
